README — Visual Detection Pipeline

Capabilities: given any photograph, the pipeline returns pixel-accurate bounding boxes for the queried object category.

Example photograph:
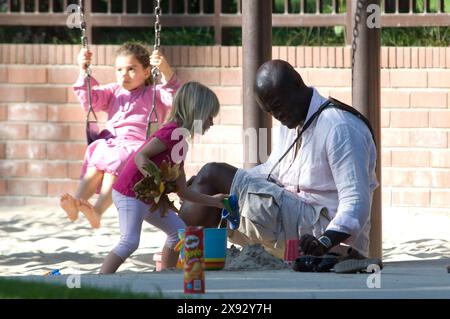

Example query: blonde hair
[168,82,220,136]
[115,42,153,86]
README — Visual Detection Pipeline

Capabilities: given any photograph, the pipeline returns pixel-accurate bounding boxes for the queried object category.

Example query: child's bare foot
[60,193,79,222]
[78,199,101,229]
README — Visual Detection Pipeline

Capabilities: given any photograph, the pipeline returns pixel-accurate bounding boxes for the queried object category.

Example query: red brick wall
[1,45,450,214]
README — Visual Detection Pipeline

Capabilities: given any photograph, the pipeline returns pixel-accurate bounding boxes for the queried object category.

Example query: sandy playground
[0,204,449,276]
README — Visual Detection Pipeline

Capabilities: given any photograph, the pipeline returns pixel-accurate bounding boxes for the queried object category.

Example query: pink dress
[72,74,181,184]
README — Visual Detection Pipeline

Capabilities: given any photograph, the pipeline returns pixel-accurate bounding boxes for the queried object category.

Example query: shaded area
[0,205,164,275]
[0,277,161,299]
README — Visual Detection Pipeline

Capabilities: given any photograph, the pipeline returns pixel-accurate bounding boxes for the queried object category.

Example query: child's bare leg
[78,172,115,229]
[60,167,102,221]
[100,251,124,274]
[60,194,79,221]
[161,246,180,269]
[78,199,100,228]
[179,162,237,227]
[94,172,116,216]
[75,167,104,200]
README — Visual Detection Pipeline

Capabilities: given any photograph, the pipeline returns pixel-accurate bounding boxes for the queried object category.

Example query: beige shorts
[228,169,318,258]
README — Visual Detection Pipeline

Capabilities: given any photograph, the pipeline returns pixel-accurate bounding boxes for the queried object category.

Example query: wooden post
[214,0,222,44]
[345,1,354,45]
[242,0,272,168]
[351,0,382,260]
[85,0,92,43]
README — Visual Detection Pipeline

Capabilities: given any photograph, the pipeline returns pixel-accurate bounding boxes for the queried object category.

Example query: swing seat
[86,121,114,145]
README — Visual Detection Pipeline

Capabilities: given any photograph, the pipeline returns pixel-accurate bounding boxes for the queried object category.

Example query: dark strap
[267,97,376,180]
[267,99,331,178]
[328,97,376,144]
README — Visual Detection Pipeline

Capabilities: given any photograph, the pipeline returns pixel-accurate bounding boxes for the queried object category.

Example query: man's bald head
[254,60,311,128]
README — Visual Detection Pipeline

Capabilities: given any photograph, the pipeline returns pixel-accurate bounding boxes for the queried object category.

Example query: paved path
[18,258,450,299]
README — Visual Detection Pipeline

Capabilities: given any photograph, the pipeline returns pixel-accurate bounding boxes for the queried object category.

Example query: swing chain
[351,0,364,88]
[78,0,96,125]
[152,0,162,81]
[147,0,162,139]
[79,0,91,77]
[154,0,162,51]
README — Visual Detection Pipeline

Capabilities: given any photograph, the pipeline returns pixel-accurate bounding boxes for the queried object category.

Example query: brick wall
[1,45,449,215]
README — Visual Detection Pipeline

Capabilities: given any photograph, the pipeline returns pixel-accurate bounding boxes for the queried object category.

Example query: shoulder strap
[266,98,376,180]
[266,99,331,179]
[328,97,376,144]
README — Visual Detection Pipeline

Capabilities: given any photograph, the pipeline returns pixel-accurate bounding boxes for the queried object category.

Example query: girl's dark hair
[116,42,153,86]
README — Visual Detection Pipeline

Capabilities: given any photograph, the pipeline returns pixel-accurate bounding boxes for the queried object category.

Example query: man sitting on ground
[179,60,379,272]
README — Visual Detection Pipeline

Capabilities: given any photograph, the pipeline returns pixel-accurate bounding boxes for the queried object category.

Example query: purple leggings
[111,190,186,260]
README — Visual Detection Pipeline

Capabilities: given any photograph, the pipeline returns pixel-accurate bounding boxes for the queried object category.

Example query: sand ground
[0,205,449,276]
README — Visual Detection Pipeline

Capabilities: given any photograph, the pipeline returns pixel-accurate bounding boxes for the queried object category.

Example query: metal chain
[147,0,162,139]
[152,0,162,80]
[79,0,96,123]
[79,0,89,75]
[351,0,364,88]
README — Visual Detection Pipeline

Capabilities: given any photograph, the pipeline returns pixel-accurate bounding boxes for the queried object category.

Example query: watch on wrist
[318,235,333,249]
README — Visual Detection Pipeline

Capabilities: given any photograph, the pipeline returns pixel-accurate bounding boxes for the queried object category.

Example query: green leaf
[143,161,161,185]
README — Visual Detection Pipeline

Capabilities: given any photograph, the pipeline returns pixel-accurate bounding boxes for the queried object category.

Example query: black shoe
[292,253,341,272]
[333,258,383,274]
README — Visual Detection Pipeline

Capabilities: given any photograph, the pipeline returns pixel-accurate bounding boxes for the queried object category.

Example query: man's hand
[299,234,327,256]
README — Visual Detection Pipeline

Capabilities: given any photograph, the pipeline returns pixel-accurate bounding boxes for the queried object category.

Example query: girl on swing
[60,42,181,229]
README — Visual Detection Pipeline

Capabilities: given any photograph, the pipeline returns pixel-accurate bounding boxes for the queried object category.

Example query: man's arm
[176,169,226,209]
[301,123,376,256]
[326,123,375,236]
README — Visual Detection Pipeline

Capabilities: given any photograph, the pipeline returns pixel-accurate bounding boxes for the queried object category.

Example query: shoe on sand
[333,258,383,274]
[292,253,341,272]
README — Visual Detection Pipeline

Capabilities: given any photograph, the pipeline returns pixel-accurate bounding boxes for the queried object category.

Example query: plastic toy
[221,194,240,230]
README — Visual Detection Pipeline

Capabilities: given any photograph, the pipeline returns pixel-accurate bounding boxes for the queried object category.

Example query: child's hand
[212,193,228,209]
[186,175,196,187]
[77,48,92,71]
[150,50,174,83]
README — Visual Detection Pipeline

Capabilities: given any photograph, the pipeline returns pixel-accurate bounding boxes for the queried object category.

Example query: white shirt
[248,88,379,256]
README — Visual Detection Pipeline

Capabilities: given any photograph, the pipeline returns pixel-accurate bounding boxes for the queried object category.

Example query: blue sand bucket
[204,228,227,270]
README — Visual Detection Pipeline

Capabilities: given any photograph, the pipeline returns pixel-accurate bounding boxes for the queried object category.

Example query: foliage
[95,27,215,45]
[133,160,180,217]
[1,25,449,46]
[382,27,450,46]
